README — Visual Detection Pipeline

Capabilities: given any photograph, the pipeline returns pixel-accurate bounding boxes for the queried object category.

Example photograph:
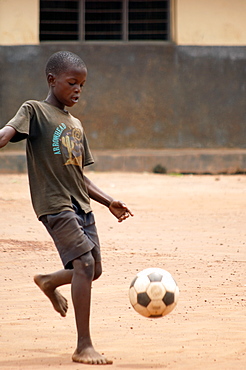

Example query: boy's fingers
[118,210,133,222]
[125,208,134,217]
[120,203,134,216]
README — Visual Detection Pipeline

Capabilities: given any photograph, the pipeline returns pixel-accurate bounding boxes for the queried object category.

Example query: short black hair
[45,51,86,76]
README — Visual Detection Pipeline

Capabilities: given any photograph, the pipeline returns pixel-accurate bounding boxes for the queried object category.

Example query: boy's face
[48,65,87,110]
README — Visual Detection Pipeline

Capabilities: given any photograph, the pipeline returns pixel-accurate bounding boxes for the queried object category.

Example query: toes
[72,352,113,365]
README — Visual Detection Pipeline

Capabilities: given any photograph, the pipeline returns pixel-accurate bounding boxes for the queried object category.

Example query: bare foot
[33,274,68,317]
[72,347,113,365]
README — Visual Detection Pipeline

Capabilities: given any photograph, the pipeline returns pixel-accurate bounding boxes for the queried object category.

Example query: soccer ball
[129,267,179,318]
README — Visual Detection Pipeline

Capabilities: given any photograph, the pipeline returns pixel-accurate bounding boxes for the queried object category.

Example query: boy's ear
[47,73,56,86]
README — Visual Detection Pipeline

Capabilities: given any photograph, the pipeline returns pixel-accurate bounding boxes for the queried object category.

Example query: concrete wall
[1,44,246,151]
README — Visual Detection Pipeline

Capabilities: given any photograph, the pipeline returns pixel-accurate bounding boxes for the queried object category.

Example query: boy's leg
[71,252,112,365]
[34,269,72,317]
[34,261,102,318]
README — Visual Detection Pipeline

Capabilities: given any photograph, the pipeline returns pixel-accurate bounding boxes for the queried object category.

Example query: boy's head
[45,51,86,77]
[45,51,87,109]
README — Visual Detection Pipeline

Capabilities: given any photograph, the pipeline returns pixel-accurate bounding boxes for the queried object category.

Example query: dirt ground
[0,172,245,370]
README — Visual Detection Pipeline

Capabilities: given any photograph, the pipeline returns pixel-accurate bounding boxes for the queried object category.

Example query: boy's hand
[109,200,134,222]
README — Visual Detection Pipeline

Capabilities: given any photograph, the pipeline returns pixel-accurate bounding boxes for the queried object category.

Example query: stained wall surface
[0,44,245,150]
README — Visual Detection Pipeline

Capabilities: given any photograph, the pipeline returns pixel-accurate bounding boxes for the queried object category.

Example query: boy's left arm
[84,175,134,222]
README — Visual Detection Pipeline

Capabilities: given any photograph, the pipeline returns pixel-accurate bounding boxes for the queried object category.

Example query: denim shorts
[40,206,101,269]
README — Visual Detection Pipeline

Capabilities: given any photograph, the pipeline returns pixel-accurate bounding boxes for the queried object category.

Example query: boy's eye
[68,82,85,88]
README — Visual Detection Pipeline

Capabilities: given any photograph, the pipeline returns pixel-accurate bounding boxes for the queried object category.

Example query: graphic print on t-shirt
[52,123,83,167]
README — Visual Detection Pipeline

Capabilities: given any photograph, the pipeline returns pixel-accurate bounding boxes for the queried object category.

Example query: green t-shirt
[7,100,94,218]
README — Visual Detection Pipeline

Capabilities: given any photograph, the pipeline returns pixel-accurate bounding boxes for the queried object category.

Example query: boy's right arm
[0,126,16,148]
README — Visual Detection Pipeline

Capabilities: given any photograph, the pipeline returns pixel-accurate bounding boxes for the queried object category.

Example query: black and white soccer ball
[129,267,179,318]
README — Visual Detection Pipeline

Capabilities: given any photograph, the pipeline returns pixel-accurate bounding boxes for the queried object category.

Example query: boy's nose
[75,85,81,93]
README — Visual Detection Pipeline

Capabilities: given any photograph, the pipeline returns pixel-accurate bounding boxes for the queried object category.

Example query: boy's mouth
[71,96,79,103]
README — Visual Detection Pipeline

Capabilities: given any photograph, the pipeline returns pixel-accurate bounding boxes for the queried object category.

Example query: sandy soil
[0,172,245,370]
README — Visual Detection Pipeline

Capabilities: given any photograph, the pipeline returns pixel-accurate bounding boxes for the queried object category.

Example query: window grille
[40,0,170,42]
[129,1,169,41]
[85,1,122,41]
[40,1,79,41]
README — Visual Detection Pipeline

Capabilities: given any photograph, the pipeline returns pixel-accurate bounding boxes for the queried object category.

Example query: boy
[0,51,133,365]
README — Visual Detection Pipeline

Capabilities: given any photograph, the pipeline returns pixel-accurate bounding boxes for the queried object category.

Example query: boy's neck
[44,96,67,113]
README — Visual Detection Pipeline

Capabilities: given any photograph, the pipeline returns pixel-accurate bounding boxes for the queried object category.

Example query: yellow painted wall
[0,0,39,45]
[175,0,246,45]
[0,0,246,46]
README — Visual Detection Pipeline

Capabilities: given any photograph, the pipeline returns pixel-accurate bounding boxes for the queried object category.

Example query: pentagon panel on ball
[129,268,179,318]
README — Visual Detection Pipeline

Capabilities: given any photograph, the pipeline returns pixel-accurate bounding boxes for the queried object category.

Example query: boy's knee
[94,262,102,281]
[72,252,95,280]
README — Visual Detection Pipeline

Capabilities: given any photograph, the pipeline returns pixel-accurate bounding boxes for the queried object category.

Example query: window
[40,0,170,42]
[85,1,122,40]
[128,1,169,41]
[40,1,80,41]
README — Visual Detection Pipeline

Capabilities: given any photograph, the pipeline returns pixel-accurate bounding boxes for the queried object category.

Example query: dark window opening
[40,0,79,41]
[40,0,170,42]
[85,1,122,40]
[129,1,169,41]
